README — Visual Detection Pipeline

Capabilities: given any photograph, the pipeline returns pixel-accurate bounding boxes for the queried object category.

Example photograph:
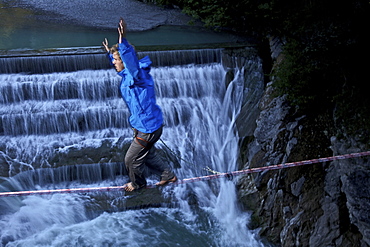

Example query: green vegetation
[150,0,369,141]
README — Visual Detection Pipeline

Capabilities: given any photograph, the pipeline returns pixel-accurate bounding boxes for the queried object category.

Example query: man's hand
[118,17,127,43]
[102,38,109,52]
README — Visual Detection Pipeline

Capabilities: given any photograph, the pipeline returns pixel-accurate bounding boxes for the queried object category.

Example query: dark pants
[124,126,175,189]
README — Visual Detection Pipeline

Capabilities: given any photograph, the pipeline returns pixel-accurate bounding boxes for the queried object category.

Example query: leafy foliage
[150,0,369,139]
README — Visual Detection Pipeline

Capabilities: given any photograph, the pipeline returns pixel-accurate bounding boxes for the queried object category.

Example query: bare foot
[124,182,135,192]
[156,176,178,186]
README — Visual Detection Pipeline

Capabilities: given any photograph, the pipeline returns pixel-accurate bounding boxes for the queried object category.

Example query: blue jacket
[108,39,163,133]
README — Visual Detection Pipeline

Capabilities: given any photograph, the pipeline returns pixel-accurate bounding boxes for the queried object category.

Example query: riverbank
[11,0,198,30]
[1,1,253,51]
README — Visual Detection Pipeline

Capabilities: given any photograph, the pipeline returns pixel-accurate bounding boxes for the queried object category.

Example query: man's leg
[145,146,177,184]
[140,126,176,183]
[125,126,176,191]
[124,137,148,190]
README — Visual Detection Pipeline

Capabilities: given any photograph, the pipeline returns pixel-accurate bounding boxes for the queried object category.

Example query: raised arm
[116,18,140,81]
[118,17,127,43]
[102,38,109,53]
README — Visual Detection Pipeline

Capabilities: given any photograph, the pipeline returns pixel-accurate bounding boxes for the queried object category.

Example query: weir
[0,48,222,74]
[0,48,266,246]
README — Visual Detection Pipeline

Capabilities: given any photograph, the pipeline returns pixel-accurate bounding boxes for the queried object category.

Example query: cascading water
[0,49,266,246]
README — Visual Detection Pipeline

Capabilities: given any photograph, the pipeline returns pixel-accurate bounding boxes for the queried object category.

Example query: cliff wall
[236,37,370,247]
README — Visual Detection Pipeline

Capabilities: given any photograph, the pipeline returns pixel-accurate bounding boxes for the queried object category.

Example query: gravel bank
[14,0,197,30]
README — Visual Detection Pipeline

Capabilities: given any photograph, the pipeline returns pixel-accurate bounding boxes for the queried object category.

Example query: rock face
[236,37,370,246]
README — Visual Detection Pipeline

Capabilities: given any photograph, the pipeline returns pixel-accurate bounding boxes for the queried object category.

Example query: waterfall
[0,49,266,246]
[0,49,221,74]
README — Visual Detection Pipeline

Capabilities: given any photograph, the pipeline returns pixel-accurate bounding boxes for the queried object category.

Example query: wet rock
[329,138,370,246]
[0,154,10,177]
[290,176,305,197]
[222,47,265,138]
[0,151,33,177]
[237,36,370,246]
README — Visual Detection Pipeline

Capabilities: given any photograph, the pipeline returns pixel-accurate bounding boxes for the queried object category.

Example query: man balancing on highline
[102,18,177,192]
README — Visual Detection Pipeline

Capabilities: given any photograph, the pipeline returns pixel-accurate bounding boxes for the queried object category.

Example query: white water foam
[0,57,266,246]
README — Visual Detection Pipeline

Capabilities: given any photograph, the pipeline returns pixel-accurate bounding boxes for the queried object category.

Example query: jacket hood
[139,56,152,69]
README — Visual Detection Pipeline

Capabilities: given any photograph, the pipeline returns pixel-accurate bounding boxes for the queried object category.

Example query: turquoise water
[0,2,246,51]
[0,21,242,50]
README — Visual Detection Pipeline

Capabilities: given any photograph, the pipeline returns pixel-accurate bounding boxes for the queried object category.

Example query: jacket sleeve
[118,39,140,82]
[106,52,114,66]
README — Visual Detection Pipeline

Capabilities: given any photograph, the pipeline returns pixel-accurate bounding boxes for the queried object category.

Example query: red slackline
[0,151,369,197]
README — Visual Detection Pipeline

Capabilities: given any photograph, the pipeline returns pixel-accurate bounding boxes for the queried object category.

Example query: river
[0,0,245,50]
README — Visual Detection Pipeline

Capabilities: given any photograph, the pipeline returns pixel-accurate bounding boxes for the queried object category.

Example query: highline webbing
[0,151,369,197]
